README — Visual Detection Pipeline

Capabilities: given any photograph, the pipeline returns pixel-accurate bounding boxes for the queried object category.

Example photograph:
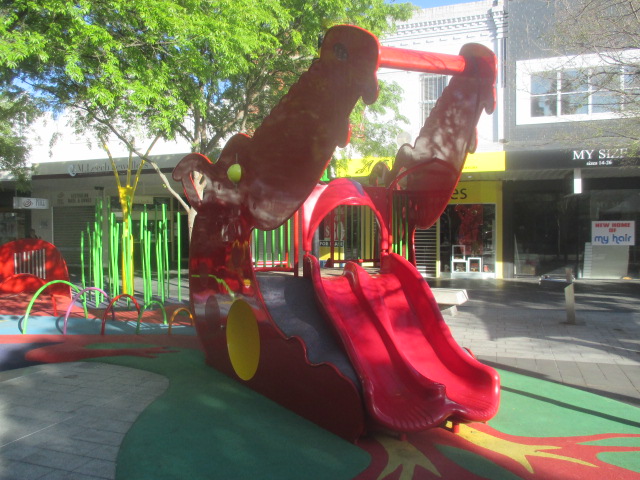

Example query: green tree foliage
[0,84,39,187]
[336,80,409,175]
[1,0,413,225]
[1,0,412,153]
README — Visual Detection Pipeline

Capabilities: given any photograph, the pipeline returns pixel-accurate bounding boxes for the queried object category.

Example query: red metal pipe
[379,45,467,76]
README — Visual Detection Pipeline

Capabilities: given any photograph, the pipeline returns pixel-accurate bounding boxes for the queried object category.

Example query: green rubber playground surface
[93,347,369,480]
[86,346,640,480]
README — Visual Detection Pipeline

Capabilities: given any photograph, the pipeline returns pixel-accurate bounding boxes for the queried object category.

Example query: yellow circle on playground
[226,299,260,381]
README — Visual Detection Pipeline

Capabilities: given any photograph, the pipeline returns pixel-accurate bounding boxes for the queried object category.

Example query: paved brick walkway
[0,362,168,480]
[438,278,640,405]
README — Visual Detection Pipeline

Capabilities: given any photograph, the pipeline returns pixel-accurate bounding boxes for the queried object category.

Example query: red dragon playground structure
[172,24,500,442]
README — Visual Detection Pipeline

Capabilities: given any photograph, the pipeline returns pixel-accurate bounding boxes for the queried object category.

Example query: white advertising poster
[591,221,635,246]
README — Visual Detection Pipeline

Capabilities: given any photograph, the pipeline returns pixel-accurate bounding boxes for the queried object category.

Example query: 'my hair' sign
[592,221,635,246]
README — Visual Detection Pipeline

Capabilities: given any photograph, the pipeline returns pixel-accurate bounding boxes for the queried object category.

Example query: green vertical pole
[113,217,120,298]
[140,207,146,303]
[154,205,164,302]
[404,195,410,260]
[351,206,355,259]
[177,210,181,302]
[154,205,159,297]
[107,208,113,296]
[139,208,146,303]
[367,208,372,261]
[144,205,153,301]
[99,198,104,300]
[86,223,92,302]
[80,231,86,291]
[141,207,145,303]
[145,209,149,303]
[123,212,134,299]
[362,208,367,261]
[392,196,397,255]
[93,200,98,303]
[92,230,98,303]
[95,198,104,304]
[122,216,128,297]
[144,207,151,303]
[268,229,273,267]
[129,213,134,297]
[160,219,165,302]
[163,203,169,299]
[290,216,294,268]
[109,213,115,297]
[109,212,113,297]
[400,197,404,256]
[396,196,401,255]
[122,216,127,297]
[279,224,284,265]
[394,196,398,255]
[80,231,87,311]
[252,229,257,268]
[286,218,291,268]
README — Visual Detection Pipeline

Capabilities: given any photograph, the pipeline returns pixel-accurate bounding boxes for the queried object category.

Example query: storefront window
[440,204,496,276]
[512,189,639,278]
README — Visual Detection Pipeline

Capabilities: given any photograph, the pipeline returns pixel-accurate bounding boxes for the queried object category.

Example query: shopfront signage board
[591,221,635,246]
[12,197,49,209]
[507,149,639,170]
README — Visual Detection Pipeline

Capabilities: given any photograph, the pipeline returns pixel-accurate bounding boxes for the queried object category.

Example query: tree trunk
[187,206,197,243]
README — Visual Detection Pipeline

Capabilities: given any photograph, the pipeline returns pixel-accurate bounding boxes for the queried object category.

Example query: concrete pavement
[433,277,640,405]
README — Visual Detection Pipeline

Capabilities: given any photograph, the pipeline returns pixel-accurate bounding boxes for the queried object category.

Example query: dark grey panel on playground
[256,272,360,388]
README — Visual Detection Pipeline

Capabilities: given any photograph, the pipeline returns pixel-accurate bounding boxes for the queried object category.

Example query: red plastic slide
[307,253,500,433]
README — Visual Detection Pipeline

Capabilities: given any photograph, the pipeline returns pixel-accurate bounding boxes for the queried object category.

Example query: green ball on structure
[227,163,242,183]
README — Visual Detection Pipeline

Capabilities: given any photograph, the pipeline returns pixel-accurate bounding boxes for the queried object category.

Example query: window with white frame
[516,52,640,125]
[421,74,449,122]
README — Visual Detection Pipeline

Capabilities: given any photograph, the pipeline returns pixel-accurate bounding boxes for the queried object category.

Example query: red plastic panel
[379,45,467,76]
[378,253,500,422]
[302,178,389,254]
[0,239,71,297]
[383,43,497,231]
[308,252,500,433]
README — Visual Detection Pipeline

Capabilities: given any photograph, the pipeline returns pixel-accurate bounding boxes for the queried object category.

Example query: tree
[547,0,640,148]
[334,80,409,176]
[1,0,412,235]
[0,83,40,187]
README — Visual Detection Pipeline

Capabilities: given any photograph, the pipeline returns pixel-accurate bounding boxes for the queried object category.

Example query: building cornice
[385,1,506,43]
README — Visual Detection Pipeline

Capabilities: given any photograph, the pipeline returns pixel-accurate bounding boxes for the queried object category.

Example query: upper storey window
[421,74,449,122]
[517,52,640,124]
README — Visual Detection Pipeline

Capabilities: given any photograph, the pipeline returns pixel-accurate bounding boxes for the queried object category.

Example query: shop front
[437,180,503,279]
[504,149,640,279]
[30,155,188,270]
